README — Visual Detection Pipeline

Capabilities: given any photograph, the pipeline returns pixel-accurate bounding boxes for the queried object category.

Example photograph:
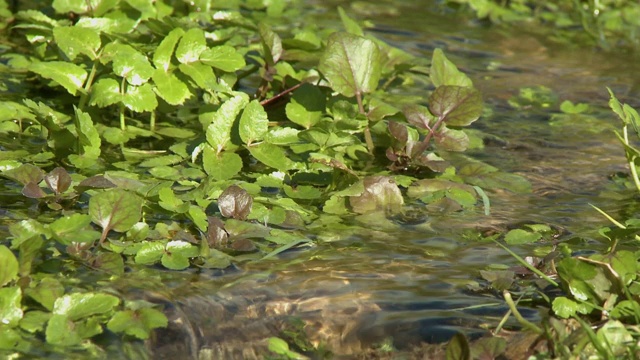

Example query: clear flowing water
[131,2,640,358]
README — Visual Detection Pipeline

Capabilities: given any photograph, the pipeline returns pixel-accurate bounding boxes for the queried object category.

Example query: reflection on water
[147,1,640,358]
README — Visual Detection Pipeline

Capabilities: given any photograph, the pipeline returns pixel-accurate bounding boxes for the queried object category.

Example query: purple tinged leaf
[403,104,433,129]
[388,121,408,144]
[435,126,469,152]
[230,238,256,252]
[429,86,483,126]
[89,189,143,244]
[22,182,46,198]
[76,175,116,193]
[218,185,253,220]
[4,163,44,185]
[45,167,72,195]
[207,216,228,248]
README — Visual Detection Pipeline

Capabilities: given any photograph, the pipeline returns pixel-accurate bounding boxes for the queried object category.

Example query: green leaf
[429,86,483,126]
[179,62,216,90]
[504,229,542,245]
[158,187,189,213]
[175,28,207,64]
[202,146,243,180]
[349,176,404,214]
[199,45,246,72]
[102,43,154,85]
[162,241,198,270]
[45,314,81,346]
[89,189,143,235]
[50,214,99,244]
[153,27,185,71]
[247,143,294,171]
[205,93,249,152]
[285,83,325,129]
[135,242,164,265]
[446,333,471,360]
[29,61,87,95]
[152,68,191,105]
[239,100,269,145]
[53,292,119,320]
[259,23,283,66]
[319,32,381,98]
[0,287,22,327]
[436,126,470,151]
[338,6,364,36]
[74,108,101,159]
[430,48,473,87]
[107,308,168,339]
[552,296,592,318]
[53,26,101,60]
[25,278,64,311]
[0,246,18,287]
[123,83,158,112]
[89,78,121,107]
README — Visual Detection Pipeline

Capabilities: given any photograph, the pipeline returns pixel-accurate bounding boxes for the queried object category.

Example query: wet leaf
[0,246,19,287]
[430,48,473,87]
[53,26,101,60]
[429,86,482,126]
[229,238,256,252]
[504,229,542,245]
[162,241,198,270]
[22,182,46,198]
[44,167,72,195]
[596,320,633,356]
[107,308,168,339]
[436,126,469,151]
[175,28,206,64]
[199,45,246,72]
[53,292,119,320]
[3,163,44,185]
[50,214,99,244]
[135,242,164,265]
[218,185,253,220]
[89,189,143,241]
[77,175,116,191]
[202,147,243,180]
[25,278,64,311]
[319,32,381,98]
[29,61,87,95]
[158,187,189,213]
[470,337,507,360]
[153,27,184,71]
[239,100,269,145]
[205,93,249,152]
[552,296,593,318]
[89,78,121,107]
[349,176,404,214]
[0,287,23,327]
[446,333,470,360]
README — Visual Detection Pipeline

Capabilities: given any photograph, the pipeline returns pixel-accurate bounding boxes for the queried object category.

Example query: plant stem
[503,291,544,335]
[78,59,99,111]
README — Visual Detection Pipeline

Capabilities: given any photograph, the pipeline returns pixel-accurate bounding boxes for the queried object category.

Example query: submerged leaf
[218,185,253,220]
[319,32,381,98]
[349,176,404,214]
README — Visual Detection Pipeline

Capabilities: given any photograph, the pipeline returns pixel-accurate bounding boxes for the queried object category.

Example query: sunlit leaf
[25,278,64,311]
[102,43,154,85]
[74,108,101,159]
[0,246,18,287]
[436,126,469,152]
[202,146,243,180]
[259,22,282,66]
[29,61,87,95]
[89,189,143,241]
[204,93,249,152]
[199,45,246,72]
[218,185,253,220]
[90,77,121,107]
[0,287,23,327]
[123,83,158,112]
[430,48,473,87]
[53,292,119,321]
[429,86,482,126]
[135,242,164,265]
[153,27,185,71]
[239,100,268,145]
[152,68,191,105]
[175,28,206,64]
[285,83,325,129]
[338,6,363,36]
[53,26,101,60]
[319,32,381,98]
[179,62,216,90]
[247,143,295,171]
[162,240,198,270]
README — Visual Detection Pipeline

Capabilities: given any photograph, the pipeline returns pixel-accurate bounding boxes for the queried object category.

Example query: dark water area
[136,2,640,359]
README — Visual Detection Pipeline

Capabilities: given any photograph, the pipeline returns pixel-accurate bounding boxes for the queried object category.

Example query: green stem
[120,77,127,130]
[623,125,640,193]
[150,111,156,132]
[503,291,544,335]
[78,59,99,111]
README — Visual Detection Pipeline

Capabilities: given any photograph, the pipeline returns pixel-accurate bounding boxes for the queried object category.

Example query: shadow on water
[141,1,640,358]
